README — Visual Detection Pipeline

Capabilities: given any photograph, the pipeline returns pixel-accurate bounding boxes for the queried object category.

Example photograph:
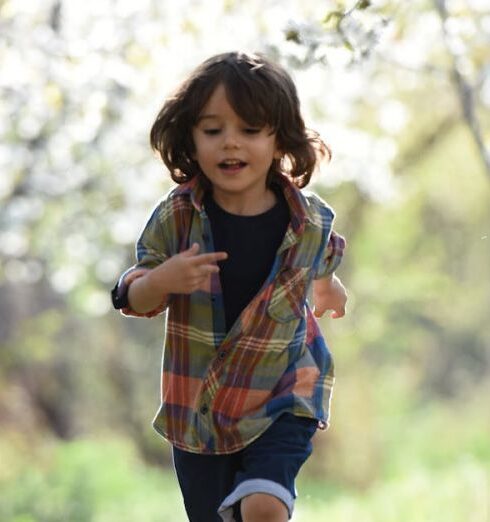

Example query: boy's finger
[200,264,221,274]
[191,251,228,265]
[313,307,325,318]
[181,243,200,257]
[331,306,346,319]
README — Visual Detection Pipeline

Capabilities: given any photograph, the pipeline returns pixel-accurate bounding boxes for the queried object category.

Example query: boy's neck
[211,188,277,216]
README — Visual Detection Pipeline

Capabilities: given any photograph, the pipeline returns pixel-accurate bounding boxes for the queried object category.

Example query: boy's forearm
[128,269,169,314]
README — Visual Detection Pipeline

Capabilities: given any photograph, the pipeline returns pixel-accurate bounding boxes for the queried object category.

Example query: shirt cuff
[315,230,346,279]
[111,267,168,318]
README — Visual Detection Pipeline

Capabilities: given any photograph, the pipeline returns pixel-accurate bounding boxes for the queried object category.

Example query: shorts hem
[217,478,294,521]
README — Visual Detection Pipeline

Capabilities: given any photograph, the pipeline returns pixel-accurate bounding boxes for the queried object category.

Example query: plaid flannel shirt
[114,174,345,454]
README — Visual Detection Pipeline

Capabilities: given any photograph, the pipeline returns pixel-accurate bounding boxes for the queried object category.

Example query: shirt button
[218,351,226,359]
[200,404,209,415]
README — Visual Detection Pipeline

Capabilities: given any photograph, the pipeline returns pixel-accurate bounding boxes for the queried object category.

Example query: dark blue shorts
[172,413,317,522]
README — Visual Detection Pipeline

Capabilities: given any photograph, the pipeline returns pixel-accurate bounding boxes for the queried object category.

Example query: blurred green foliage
[0,436,186,522]
[0,424,487,521]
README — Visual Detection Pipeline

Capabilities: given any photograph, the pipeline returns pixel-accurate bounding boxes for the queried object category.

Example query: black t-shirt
[204,187,290,331]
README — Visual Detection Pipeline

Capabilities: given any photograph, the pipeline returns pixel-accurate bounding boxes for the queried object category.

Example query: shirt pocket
[267,267,310,323]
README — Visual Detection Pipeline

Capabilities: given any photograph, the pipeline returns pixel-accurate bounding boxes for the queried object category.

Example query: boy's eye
[203,129,221,135]
[244,128,261,134]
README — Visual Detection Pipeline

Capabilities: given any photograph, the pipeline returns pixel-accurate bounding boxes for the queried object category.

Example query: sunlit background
[1,0,489,520]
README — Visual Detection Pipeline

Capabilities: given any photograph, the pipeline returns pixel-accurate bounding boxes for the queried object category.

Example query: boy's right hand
[148,243,228,294]
[312,273,347,319]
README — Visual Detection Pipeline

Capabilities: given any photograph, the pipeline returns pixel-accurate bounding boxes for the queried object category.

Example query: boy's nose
[223,131,240,149]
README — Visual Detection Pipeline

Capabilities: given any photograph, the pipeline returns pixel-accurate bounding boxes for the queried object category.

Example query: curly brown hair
[150,51,330,188]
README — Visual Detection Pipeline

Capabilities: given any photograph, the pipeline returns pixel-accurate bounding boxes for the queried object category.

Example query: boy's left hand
[312,274,347,319]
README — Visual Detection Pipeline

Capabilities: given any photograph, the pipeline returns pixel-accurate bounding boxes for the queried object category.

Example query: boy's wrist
[127,267,170,313]
[146,265,171,298]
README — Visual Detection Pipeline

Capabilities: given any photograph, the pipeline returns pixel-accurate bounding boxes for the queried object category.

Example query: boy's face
[192,84,281,208]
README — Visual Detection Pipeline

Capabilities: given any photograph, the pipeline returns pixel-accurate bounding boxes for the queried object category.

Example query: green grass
[1,433,488,521]
[295,457,489,522]
[0,436,186,522]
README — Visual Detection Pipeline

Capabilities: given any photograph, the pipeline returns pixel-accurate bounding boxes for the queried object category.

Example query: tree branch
[433,0,490,179]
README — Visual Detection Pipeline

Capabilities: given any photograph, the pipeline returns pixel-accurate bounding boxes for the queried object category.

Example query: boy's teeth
[220,160,245,168]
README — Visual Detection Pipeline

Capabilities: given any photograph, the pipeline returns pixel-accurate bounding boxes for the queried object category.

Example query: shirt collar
[272,174,309,235]
[173,176,206,212]
[175,173,313,233]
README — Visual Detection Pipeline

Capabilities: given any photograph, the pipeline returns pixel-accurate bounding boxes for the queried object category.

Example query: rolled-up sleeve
[111,201,172,317]
[314,230,346,279]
